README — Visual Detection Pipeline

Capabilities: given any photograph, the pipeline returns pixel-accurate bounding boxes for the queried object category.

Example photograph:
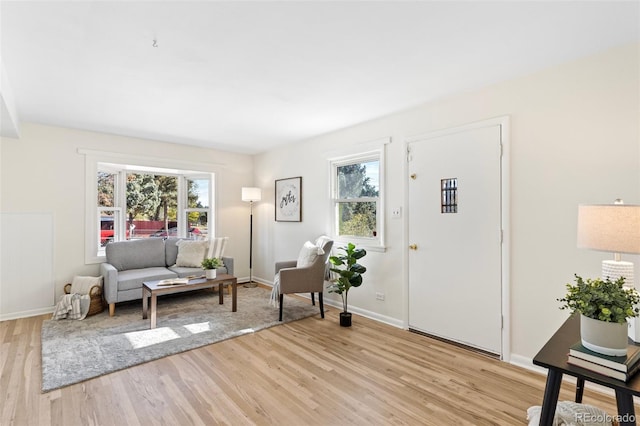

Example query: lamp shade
[241,187,262,202]
[577,204,640,254]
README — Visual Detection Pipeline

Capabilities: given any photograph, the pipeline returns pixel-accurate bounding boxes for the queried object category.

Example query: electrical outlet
[391,207,402,219]
[376,292,385,301]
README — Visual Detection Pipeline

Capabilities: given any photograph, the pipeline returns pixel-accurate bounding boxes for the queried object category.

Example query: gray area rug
[41,286,321,392]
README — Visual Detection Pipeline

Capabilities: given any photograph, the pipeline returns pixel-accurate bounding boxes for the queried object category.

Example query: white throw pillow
[71,276,103,295]
[297,241,320,267]
[175,240,209,267]
[207,237,229,260]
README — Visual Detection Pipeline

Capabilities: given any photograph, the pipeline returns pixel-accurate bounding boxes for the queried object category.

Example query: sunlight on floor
[183,322,212,334]
[125,327,181,349]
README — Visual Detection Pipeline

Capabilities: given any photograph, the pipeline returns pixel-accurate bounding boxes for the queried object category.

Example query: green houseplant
[201,257,222,279]
[328,242,367,327]
[558,274,640,356]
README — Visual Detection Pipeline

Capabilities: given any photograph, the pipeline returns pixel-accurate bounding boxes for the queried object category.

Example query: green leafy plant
[201,257,222,270]
[558,274,640,323]
[328,242,367,313]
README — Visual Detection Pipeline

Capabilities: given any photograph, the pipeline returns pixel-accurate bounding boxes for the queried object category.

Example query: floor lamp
[242,187,262,288]
[577,200,640,341]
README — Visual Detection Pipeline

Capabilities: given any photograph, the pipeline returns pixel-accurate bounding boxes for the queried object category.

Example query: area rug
[41,286,321,392]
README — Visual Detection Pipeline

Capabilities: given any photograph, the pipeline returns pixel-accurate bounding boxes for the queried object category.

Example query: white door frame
[403,116,511,361]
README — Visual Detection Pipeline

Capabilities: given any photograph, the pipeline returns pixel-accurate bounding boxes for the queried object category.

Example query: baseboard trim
[0,306,54,321]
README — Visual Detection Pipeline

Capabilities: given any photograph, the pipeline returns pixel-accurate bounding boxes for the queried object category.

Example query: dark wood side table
[533,314,639,426]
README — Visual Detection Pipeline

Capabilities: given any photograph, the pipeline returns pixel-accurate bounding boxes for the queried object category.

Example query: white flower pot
[205,269,217,279]
[580,314,628,356]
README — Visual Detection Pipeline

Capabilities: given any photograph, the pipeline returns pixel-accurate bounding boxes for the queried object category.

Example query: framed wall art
[275,176,302,222]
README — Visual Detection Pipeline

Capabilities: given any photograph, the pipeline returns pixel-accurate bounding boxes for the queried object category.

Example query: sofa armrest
[222,256,234,276]
[275,260,297,275]
[99,262,118,304]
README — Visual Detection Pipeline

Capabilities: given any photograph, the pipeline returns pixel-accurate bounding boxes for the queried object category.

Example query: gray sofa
[99,237,234,316]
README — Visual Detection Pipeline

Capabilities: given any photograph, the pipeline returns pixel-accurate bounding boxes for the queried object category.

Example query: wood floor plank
[0,308,631,425]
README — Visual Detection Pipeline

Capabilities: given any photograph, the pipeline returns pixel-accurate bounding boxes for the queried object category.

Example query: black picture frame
[275,177,302,222]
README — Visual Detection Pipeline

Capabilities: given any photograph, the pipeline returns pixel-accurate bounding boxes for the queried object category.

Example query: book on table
[567,354,640,381]
[569,341,640,372]
[156,278,190,286]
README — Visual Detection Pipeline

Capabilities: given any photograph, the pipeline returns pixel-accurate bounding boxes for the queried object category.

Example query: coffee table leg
[218,283,224,304]
[142,287,148,319]
[150,293,157,329]
[232,280,237,312]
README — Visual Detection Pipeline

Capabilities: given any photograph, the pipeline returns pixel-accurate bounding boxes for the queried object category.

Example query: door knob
[409,244,418,250]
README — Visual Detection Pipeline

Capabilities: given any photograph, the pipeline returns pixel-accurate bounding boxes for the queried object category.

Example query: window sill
[332,238,386,253]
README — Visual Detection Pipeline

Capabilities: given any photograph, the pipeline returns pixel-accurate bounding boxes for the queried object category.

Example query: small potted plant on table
[328,242,367,327]
[201,257,222,279]
[558,274,640,356]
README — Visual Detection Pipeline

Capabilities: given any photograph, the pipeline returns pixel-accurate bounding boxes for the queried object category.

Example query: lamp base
[602,260,634,287]
[244,281,258,288]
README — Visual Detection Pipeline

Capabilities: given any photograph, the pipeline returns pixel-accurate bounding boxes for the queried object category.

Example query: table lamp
[577,201,640,341]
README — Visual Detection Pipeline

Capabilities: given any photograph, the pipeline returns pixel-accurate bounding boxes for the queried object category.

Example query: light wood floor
[0,304,624,425]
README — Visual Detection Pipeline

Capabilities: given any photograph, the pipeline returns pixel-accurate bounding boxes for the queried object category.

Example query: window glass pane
[337,160,379,199]
[186,211,208,239]
[99,211,116,247]
[338,201,377,237]
[188,178,209,209]
[126,173,178,239]
[97,171,115,207]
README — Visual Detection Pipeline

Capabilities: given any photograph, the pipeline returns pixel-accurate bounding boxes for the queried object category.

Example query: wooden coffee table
[142,274,238,329]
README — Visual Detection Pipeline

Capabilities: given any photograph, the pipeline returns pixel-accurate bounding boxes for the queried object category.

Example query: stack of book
[567,342,640,381]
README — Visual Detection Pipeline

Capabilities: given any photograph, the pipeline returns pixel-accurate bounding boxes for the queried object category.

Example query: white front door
[408,123,503,354]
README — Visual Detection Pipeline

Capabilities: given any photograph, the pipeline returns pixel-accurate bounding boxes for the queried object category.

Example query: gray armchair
[275,238,333,321]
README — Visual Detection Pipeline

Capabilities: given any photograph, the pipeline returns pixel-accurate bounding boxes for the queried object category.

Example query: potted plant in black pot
[558,274,640,356]
[328,242,367,327]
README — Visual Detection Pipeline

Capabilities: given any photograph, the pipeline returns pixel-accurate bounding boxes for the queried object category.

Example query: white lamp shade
[242,187,262,202]
[577,204,640,254]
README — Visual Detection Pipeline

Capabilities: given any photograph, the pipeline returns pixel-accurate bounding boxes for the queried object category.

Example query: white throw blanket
[270,273,280,307]
[526,401,613,426]
[52,293,90,320]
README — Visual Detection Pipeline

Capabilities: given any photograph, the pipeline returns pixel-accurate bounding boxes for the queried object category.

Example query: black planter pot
[340,312,352,327]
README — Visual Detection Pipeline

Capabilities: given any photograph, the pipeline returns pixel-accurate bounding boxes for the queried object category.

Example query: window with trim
[331,152,382,247]
[93,163,213,258]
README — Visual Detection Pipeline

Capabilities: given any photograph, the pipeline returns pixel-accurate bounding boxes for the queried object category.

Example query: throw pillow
[297,241,319,267]
[207,237,229,260]
[175,240,208,267]
[70,276,103,295]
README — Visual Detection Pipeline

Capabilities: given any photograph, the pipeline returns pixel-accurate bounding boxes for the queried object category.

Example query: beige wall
[253,43,640,361]
[0,124,254,317]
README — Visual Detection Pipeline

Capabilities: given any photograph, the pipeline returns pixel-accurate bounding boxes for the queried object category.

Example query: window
[87,158,214,262]
[331,150,384,249]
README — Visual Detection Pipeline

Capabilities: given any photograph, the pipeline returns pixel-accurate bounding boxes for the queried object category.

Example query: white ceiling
[1,1,638,154]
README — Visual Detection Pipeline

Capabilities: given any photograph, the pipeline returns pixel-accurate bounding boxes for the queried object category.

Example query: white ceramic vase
[205,269,217,279]
[580,314,628,356]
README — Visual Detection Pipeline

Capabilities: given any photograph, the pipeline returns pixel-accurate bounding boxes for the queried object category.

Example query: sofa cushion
[117,267,177,292]
[106,238,166,271]
[164,237,181,266]
[175,240,209,267]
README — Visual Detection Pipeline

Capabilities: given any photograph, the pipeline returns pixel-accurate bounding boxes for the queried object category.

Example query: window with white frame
[331,151,383,248]
[89,161,214,261]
